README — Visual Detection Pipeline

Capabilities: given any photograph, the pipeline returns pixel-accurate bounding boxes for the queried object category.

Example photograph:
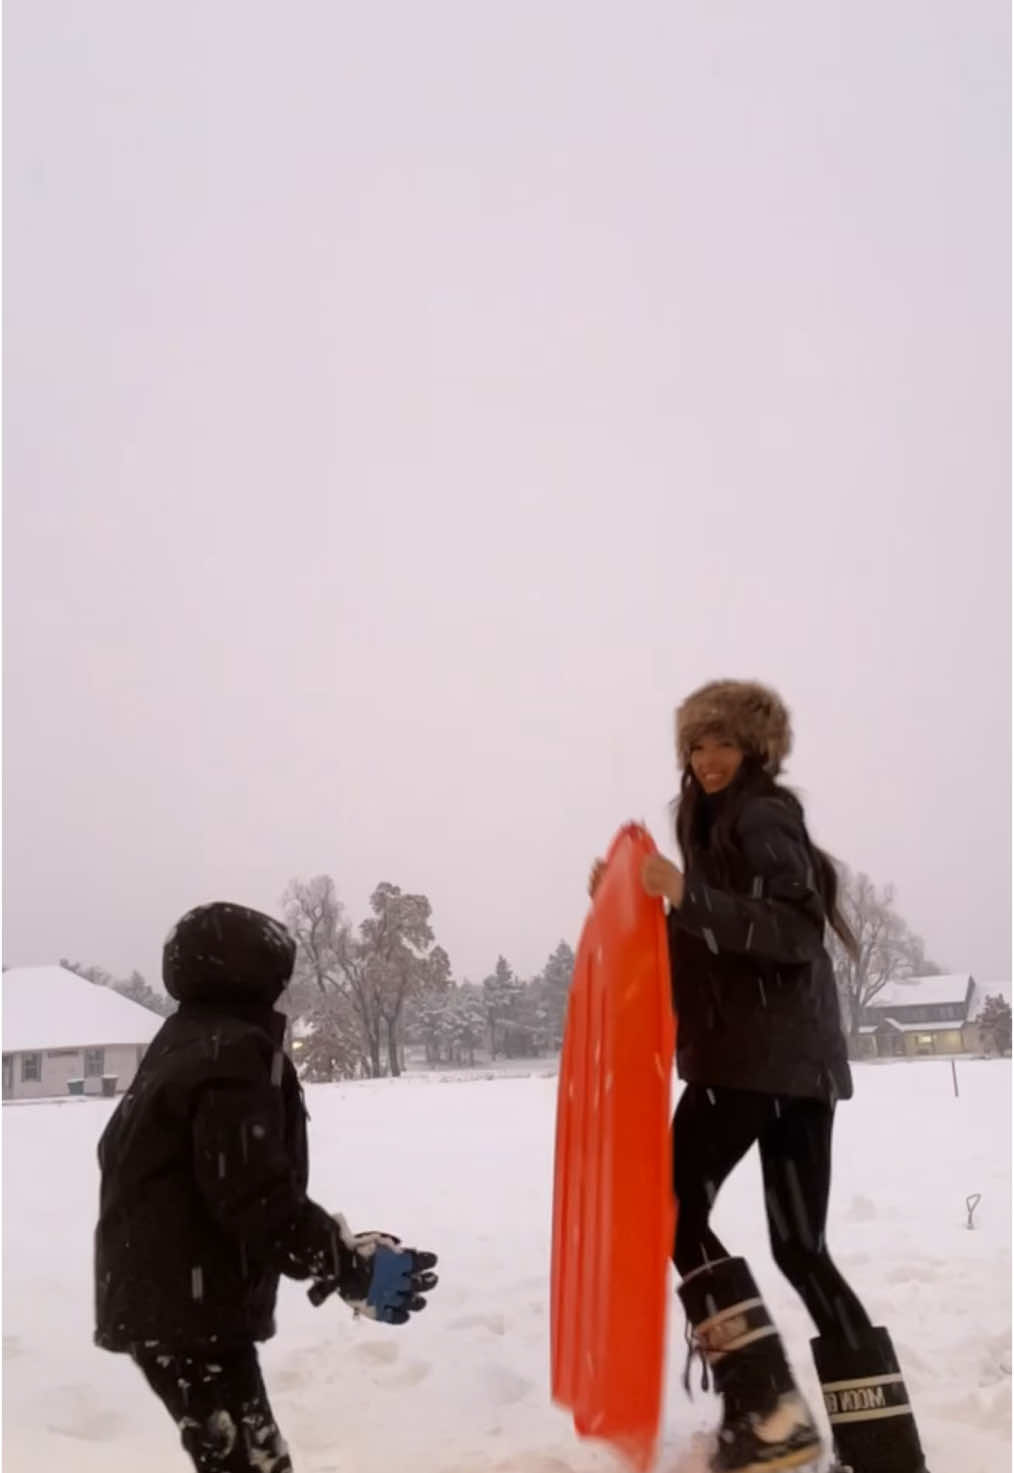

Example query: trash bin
[68,1078,85,1096]
[101,1075,118,1098]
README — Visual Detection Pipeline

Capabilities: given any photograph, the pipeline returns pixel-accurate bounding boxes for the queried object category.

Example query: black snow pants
[132,1343,293,1473]
[671,1083,873,1341]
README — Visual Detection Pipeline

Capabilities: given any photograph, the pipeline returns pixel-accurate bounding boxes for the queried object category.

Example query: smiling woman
[661,680,930,1473]
[688,734,744,795]
[590,680,931,1473]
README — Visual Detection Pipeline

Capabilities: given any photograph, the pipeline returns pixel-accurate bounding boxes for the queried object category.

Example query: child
[94,901,438,1472]
[589,682,928,1473]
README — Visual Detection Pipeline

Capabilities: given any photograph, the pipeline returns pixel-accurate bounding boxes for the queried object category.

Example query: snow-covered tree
[482,956,526,1058]
[449,985,488,1064]
[307,883,449,1077]
[978,995,1012,1056]
[295,991,367,1081]
[536,940,575,1049]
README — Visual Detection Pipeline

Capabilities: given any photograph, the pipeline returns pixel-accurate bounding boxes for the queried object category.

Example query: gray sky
[5,2,1010,994]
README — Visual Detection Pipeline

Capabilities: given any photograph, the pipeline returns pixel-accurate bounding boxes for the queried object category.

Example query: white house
[856,974,1011,1059]
[2,965,164,1101]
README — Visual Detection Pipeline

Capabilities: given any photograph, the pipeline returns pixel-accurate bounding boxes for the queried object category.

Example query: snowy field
[3,1060,1010,1473]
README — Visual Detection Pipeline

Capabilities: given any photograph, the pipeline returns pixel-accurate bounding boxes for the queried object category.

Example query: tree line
[63,864,1011,1075]
[279,875,575,1082]
[59,959,175,1017]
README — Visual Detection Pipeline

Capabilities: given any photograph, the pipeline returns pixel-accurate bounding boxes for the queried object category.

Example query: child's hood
[162,901,296,1007]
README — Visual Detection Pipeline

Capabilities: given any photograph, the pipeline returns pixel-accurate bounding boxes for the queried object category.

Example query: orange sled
[550,824,676,1472]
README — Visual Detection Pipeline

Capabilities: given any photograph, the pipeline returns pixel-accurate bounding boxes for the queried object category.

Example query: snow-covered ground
[3,1060,1010,1472]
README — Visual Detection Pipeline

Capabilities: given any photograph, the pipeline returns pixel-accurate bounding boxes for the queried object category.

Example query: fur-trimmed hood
[675,680,792,775]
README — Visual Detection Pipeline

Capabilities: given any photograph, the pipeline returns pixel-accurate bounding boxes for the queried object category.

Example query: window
[84,1048,105,1078]
[2,1055,13,1094]
[21,1053,42,1082]
[914,1034,936,1056]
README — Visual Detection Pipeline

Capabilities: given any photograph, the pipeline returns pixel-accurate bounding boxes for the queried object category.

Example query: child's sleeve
[191,1046,344,1282]
[672,796,827,965]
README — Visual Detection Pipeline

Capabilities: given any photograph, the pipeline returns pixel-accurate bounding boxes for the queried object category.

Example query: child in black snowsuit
[94,902,438,1473]
[590,682,929,1473]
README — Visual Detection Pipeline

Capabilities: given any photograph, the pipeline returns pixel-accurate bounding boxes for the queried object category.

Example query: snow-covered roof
[867,1017,905,1033]
[2,966,162,1052]
[870,975,973,1010]
[859,1017,964,1035]
[859,978,1011,1034]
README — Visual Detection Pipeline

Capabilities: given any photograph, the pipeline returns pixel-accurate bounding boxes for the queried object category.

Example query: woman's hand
[588,859,607,898]
[641,853,685,908]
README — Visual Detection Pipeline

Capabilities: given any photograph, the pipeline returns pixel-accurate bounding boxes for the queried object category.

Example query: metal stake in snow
[965,1193,981,1230]
[951,1059,959,1098]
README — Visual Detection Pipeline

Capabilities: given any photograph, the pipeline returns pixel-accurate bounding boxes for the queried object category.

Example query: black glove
[308,1215,439,1325]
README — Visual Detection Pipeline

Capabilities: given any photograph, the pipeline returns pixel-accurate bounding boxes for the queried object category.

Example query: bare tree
[281,876,345,994]
[281,877,450,1079]
[333,927,386,1078]
[280,875,378,1076]
[828,866,941,1048]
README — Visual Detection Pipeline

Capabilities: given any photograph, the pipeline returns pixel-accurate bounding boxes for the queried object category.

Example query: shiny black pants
[672,1084,872,1340]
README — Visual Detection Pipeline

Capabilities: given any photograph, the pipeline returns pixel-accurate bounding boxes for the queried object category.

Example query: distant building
[2,965,163,1101]
[855,975,1010,1060]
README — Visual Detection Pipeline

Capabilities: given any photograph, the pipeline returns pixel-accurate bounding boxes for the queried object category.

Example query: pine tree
[978,995,1012,1056]
[538,940,575,1049]
[482,956,525,1058]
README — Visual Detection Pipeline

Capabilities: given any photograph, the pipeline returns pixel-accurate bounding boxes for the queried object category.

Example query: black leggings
[672,1084,872,1340]
[132,1344,292,1473]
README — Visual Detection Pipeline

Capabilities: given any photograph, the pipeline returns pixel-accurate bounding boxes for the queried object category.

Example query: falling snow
[2,1061,1010,1473]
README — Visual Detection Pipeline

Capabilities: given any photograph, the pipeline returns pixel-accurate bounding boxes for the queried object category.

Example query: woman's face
[689,734,744,794]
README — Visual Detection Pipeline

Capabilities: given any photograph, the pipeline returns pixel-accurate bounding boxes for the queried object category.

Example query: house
[855,974,1009,1060]
[2,965,163,1101]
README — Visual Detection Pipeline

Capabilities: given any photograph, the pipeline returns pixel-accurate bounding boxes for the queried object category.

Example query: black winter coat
[94,1002,341,1353]
[667,793,853,1103]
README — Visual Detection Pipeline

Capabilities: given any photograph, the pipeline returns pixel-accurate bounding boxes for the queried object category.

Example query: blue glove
[308,1216,439,1325]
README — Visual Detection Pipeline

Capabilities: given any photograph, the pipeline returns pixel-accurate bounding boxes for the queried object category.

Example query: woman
[589,681,928,1473]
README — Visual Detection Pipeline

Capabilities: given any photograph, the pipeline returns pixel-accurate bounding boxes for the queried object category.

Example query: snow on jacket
[94,1000,341,1352]
[668,793,853,1103]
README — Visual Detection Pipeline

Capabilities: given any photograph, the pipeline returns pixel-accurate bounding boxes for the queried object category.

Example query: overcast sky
[4,2,1010,995]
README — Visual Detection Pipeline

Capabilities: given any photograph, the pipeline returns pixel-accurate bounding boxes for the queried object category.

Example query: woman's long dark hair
[673,757,858,957]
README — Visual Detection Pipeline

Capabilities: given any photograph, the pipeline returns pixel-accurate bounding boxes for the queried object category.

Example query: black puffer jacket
[668,793,853,1103]
[94,904,343,1353]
